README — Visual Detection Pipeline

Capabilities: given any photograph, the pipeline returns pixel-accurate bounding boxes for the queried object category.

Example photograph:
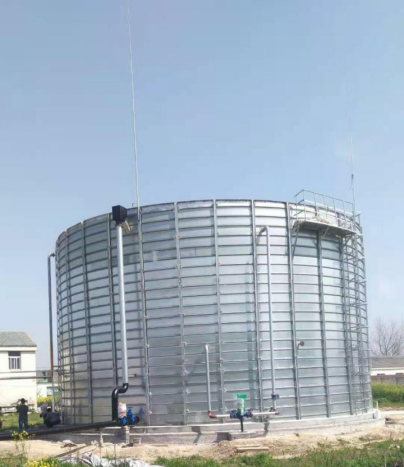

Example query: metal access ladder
[340,231,369,414]
[290,190,369,416]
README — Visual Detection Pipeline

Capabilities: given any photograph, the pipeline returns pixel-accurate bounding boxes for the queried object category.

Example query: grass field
[378,400,404,409]
[1,440,404,467]
[155,442,404,467]
[156,440,404,467]
[0,412,42,432]
[156,443,404,467]
[372,383,404,408]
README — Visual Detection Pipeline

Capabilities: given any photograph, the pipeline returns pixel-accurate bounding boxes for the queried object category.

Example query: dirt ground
[1,411,404,464]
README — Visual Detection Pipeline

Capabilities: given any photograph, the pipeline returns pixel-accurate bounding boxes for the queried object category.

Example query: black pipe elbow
[111,383,129,420]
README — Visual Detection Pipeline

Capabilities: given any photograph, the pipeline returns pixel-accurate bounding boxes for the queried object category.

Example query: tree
[370,317,404,357]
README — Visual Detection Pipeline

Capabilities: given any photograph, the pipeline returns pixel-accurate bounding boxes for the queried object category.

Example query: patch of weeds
[156,439,404,467]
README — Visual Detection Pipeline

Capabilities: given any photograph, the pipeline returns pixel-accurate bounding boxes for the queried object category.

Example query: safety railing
[292,189,361,235]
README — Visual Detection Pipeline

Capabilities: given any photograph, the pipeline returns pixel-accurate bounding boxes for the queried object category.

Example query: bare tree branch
[370,317,404,357]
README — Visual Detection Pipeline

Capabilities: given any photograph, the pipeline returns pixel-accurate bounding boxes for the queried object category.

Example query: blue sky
[1,1,403,367]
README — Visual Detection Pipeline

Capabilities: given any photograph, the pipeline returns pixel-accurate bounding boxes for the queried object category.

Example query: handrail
[294,189,355,207]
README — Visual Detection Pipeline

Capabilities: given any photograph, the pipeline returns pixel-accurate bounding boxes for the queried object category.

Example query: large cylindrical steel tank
[55,194,371,425]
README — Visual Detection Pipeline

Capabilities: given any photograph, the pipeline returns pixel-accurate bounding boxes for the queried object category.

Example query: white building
[371,357,404,385]
[0,332,37,408]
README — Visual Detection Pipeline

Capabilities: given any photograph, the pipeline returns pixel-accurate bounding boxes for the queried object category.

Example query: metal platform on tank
[291,219,359,237]
[39,411,384,445]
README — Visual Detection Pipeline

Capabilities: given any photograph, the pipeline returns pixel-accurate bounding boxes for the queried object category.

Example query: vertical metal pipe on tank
[116,223,129,386]
[137,212,151,425]
[81,222,93,422]
[286,203,302,419]
[317,232,331,417]
[213,201,225,413]
[111,205,132,424]
[265,227,277,409]
[205,345,211,413]
[107,216,118,387]
[65,230,76,423]
[257,226,277,409]
[47,253,56,412]
[252,201,264,412]
[54,247,65,423]
[174,202,187,424]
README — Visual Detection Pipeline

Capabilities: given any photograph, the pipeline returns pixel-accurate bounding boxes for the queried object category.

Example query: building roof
[371,356,404,369]
[0,332,36,348]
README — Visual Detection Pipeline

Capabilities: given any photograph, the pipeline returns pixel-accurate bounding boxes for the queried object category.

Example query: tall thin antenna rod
[126,0,141,220]
[347,94,356,209]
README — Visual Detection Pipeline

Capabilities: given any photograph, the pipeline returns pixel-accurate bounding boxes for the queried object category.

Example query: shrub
[372,383,404,404]
[26,458,58,467]
[37,396,59,407]
[36,397,52,407]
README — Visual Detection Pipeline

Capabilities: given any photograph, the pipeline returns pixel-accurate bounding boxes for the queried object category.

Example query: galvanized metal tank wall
[55,199,371,425]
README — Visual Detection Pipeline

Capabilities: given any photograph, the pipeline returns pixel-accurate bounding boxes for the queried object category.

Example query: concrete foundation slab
[40,410,384,446]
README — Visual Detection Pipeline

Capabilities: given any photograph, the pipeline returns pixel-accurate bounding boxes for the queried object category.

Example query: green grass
[156,440,404,467]
[0,439,404,467]
[372,383,404,408]
[377,400,404,409]
[0,412,43,432]
[0,459,22,467]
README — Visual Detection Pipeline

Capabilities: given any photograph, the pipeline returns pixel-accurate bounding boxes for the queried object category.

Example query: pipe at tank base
[208,410,279,419]
[251,410,280,417]
[207,411,228,419]
[47,253,56,412]
[111,383,129,421]
[208,409,280,433]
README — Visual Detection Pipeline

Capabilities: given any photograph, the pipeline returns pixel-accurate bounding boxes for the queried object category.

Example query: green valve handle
[236,393,247,416]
